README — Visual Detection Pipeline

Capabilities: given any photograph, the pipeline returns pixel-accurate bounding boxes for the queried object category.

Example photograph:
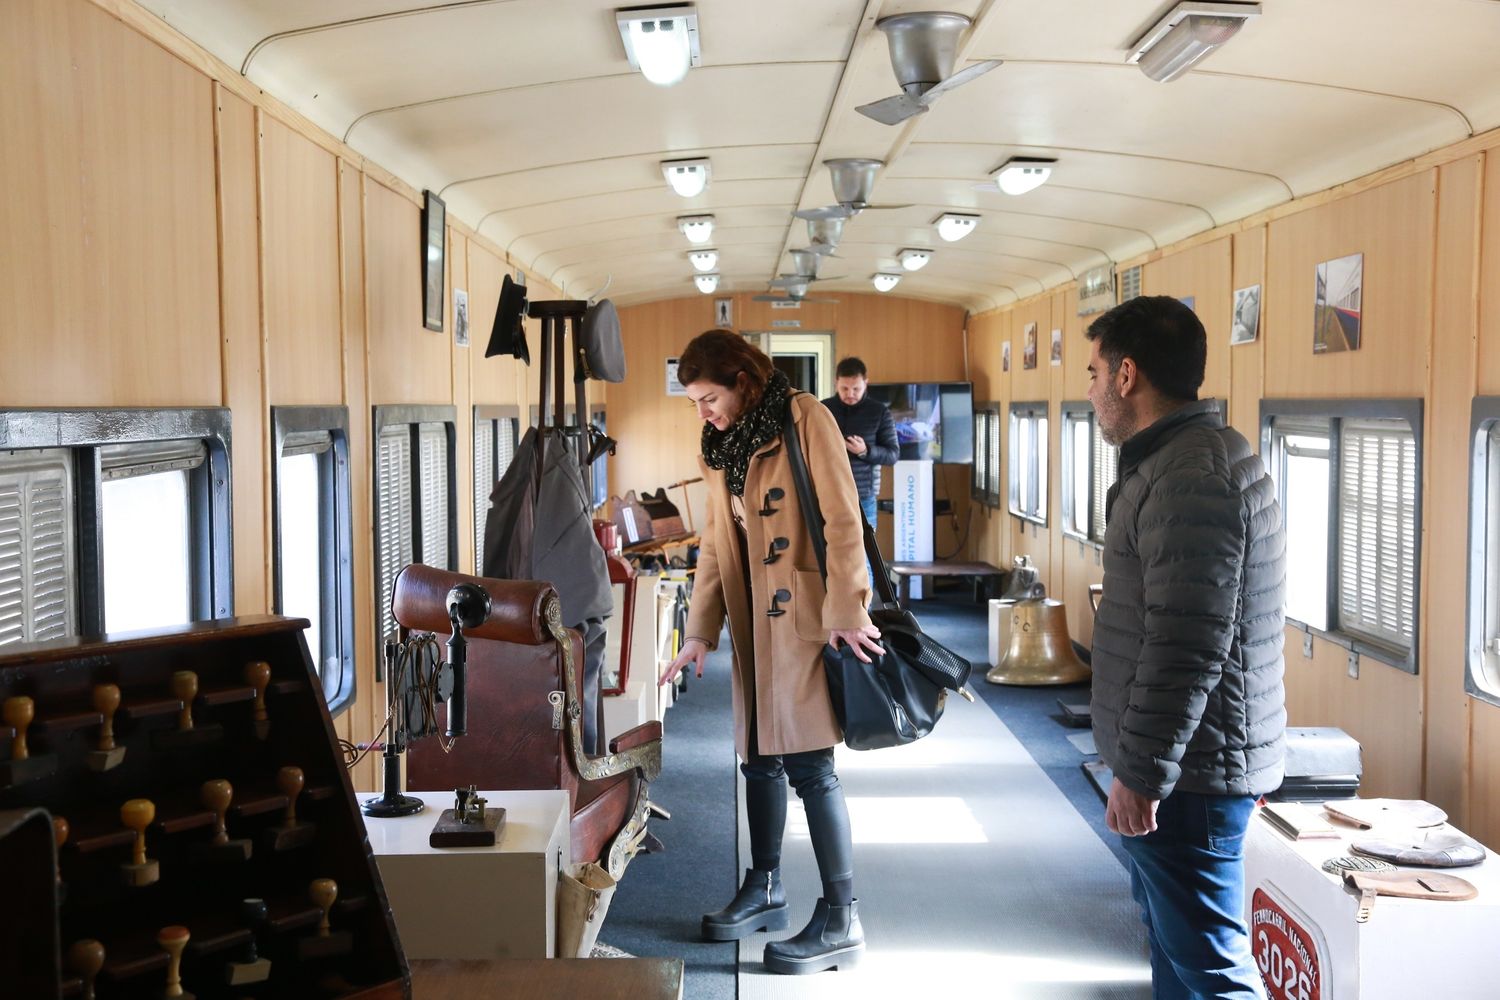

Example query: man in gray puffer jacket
[1087,295,1285,1000]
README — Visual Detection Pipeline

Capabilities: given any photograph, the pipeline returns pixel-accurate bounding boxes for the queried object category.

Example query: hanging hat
[485,274,530,363]
[575,299,626,383]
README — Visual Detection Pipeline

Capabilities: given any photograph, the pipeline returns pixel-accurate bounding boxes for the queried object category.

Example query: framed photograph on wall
[453,288,469,347]
[1023,322,1038,370]
[421,190,446,332]
[1314,252,1362,353]
[1002,341,1011,372]
[1231,284,1262,345]
[1049,328,1063,366]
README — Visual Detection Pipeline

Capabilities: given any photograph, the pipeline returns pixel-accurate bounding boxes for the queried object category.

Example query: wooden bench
[412,957,684,999]
[888,560,1006,604]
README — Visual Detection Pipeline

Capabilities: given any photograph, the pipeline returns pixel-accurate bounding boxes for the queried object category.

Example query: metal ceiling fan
[793,158,912,222]
[856,12,1002,126]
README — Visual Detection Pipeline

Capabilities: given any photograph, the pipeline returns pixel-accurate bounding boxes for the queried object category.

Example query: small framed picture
[1002,341,1011,372]
[1314,252,1362,353]
[453,288,469,347]
[1231,284,1261,345]
[421,190,446,333]
[1023,322,1038,370]
[1049,328,1063,366]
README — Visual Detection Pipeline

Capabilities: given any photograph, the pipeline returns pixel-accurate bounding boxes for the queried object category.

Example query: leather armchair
[392,564,662,879]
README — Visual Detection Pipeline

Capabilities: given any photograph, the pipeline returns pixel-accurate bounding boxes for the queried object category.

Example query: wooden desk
[411,957,685,999]
[889,560,1004,603]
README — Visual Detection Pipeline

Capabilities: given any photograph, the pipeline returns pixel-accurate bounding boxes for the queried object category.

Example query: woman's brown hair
[676,329,775,411]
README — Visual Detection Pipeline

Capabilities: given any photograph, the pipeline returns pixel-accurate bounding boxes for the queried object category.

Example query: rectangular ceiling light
[617,5,701,86]
[1127,2,1260,82]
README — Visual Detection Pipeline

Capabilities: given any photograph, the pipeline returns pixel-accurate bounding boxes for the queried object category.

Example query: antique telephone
[361,583,491,817]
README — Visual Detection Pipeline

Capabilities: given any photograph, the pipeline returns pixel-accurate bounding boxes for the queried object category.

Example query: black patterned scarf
[701,370,793,496]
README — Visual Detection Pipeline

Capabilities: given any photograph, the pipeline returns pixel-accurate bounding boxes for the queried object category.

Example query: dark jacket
[1090,399,1287,799]
[820,394,898,500]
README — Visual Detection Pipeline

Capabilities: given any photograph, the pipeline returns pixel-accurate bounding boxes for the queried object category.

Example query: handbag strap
[782,397,902,609]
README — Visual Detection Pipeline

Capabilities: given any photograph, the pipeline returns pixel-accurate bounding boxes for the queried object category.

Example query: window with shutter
[375,425,413,644]
[971,411,987,503]
[986,410,1001,503]
[0,450,76,647]
[1338,419,1416,650]
[1008,404,1049,524]
[101,442,200,633]
[474,418,494,569]
[417,422,451,570]
[1062,410,1090,539]
[1091,419,1119,543]
[1470,413,1500,704]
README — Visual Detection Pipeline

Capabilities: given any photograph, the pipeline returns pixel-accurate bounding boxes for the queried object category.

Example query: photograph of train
[5,2,1500,998]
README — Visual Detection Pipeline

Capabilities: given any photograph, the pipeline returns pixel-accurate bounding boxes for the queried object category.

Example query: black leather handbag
[783,403,974,750]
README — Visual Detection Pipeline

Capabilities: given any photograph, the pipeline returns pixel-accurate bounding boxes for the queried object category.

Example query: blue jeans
[1120,792,1265,1000]
[859,495,878,597]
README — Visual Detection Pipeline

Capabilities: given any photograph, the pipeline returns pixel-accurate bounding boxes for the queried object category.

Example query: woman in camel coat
[663,330,881,976]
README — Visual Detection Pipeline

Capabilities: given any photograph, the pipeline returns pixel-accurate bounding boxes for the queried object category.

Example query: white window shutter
[1338,420,1416,650]
[376,426,413,643]
[417,423,450,569]
[0,451,76,646]
[474,419,494,568]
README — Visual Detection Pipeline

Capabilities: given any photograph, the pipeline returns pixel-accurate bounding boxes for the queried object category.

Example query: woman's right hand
[661,637,710,686]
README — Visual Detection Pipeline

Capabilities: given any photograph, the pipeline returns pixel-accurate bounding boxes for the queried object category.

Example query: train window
[1008,402,1049,525]
[271,407,355,715]
[373,406,456,647]
[0,449,76,645]
[1060,402,1119,544]
[1465,400,1500,706]
[970,404,1001,508]
[473,405,520,570]
[1263,400,1423,673]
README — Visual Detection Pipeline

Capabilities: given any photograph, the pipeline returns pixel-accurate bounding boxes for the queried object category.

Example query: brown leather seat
[392,564,662,879]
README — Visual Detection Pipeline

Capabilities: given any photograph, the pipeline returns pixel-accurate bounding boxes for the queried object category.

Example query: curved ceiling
[137,0,1500,310]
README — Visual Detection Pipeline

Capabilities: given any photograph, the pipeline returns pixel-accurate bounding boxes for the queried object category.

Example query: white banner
[894,460,933,598]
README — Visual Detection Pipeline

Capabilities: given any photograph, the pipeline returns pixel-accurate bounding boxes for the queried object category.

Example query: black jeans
[741,747,854,897]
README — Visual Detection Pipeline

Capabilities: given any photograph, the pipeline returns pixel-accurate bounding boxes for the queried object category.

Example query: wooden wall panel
[1264,172,1436,399]
[1481,153,1500,394]
[0,0,220,405]
[1421,155,1483,827]
[337,162,377,794]
[1142,237,1233,401]
[450,231,475,572]
[468,247,525,406]
[364,180,452,405]
[262,117,342,405]
[1472,702,1500,847]
[214,87,267,616]
[1228,227,1268,442]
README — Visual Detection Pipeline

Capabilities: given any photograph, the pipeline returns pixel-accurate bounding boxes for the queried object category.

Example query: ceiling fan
[856,12,1002,126]
[793,158,912,221]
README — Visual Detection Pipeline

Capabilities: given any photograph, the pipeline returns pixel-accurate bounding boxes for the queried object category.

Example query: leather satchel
[783,401,973,750]
[639,488,687,538]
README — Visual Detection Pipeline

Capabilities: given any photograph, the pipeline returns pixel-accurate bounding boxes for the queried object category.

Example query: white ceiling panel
[136,0,1499,308]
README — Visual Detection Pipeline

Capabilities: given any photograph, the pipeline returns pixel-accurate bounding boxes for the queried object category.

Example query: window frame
[970,403,1001,509]
[473,404,521,570]
[1465,397,1500,707]
[1261,398,1424,674]
[372,405,457,649]
[1059,400,1118,546]
[1008,401,1049,527]
[0,407,233,638]
[271,406,356,715]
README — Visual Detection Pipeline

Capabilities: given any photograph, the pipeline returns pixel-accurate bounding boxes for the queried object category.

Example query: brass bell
[986,593,1091,686]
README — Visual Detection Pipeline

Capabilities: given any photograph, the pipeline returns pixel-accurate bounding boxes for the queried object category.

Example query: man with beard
[1086,295,1286,1000]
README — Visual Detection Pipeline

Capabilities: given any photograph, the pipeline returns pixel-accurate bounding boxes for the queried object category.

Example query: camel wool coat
[685,392,873,758]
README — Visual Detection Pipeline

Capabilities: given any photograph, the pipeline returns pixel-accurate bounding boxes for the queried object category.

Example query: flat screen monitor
[864,382,974,464]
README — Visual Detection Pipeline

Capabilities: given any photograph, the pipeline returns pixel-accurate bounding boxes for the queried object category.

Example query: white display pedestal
[363,789,571,959]
[988,598,1016,666]
[604,571,668,742]
[1243,804,1500,999]
[893,459,933,598]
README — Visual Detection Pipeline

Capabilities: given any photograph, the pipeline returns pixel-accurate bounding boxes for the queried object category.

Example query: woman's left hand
[828,624,884,664]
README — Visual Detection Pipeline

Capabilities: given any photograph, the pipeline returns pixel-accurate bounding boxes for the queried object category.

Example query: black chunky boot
[763,898,864,974]
[701,869,790,941]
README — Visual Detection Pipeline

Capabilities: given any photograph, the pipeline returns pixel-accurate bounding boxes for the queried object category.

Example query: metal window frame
[1261,398,1424,674]
[271,405,355,716]
[0,408,233,637]
[1465,397,1500,707]
[1059,401,1098,544]
[473,404,521,571]
[1008,401,1049,526]
[970,403,1001,509]
[372,405,457,653]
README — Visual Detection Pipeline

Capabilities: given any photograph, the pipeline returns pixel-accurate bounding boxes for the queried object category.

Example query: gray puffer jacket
[1091,399,1287,800]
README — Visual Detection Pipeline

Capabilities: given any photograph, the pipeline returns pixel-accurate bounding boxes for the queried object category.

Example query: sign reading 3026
[1251,888,1322,1000]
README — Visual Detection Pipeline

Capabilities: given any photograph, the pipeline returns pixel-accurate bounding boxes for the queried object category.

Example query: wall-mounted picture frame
[453,288,469,347]
[1002,341,1011,372]
[1231,284,1262,345]
[1314,252,1362,353]
[421,190,446,333]
[1049,328,1063,366]
[1023,322,1038,370]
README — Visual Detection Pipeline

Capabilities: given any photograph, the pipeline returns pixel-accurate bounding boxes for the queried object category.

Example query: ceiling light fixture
[934,213,980,242]
[872,273,901,293]
[662,158,711,197]
[992,157,1056,196]
[694,273,719,294]
[617,5,701,86]
[688,249,718,272]
[678,215,714,244]
[897,249,932,272]
[1126,2,1261,83]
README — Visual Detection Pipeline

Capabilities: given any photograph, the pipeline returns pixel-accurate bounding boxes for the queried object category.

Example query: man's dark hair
[1085,295,1205,402]
[835,356,867,379]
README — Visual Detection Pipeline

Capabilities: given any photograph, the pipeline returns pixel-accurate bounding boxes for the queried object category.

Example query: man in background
[1087,295,1286,1000]
[821,357,898,527]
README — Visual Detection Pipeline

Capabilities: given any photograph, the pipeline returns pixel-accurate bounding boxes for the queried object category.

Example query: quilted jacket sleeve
[1115,457,1247,799]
